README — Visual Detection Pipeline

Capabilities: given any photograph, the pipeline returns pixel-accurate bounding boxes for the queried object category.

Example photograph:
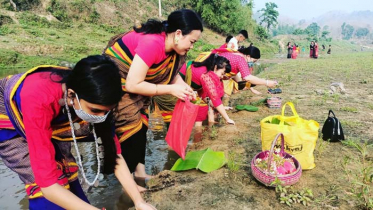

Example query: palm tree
[258,2,279,32]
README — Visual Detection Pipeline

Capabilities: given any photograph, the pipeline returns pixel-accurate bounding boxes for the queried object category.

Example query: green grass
[0,20,121,75]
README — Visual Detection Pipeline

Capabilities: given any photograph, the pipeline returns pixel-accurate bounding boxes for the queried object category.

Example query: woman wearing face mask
[236,46,264,95]
[103,9,203,180]
[0,55,155,210]
[179,54,234,131]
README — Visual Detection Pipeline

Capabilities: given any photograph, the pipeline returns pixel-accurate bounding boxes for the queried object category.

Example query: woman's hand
[170,84,194,100]
[266,80,278,88]
[226,118,235,125]
[135,201,157,210]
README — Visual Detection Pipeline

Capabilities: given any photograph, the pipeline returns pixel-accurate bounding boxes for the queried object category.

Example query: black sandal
[268,88,282,94]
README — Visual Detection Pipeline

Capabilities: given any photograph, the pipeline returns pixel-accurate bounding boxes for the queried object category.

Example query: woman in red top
[179,54,234,126]
[103,9,203,180]
[0,56,155,209]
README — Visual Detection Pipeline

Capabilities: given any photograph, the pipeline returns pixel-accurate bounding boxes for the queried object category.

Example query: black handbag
[321,110,345,142]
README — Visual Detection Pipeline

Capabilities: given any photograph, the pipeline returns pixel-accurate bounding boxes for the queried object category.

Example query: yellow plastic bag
[260,102,320,170]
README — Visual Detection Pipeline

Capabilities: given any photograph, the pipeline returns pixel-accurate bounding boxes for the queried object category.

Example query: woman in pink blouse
[103,9,203,181]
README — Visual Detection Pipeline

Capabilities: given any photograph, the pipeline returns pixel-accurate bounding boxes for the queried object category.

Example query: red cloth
[218,52,251,78]
[196,105,208,122]
[20,72,121,188]
[121,31,168,67]
[291,46,298,59]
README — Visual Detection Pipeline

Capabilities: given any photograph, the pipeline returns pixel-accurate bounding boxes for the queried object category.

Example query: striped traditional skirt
[0,77,89,209]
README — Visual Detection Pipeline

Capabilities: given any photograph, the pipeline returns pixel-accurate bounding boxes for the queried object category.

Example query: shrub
[0,15,14,26]
[1,0,40,11]
[47,0,70,22]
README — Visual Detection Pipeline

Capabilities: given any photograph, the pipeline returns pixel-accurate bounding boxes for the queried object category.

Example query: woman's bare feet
[134,164,154,180]
[136,184,147,193]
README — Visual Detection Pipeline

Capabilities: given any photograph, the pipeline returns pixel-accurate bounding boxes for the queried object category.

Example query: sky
[254,0,373,20]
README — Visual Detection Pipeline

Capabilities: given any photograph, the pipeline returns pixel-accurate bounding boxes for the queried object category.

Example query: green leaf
[171,148,226,173]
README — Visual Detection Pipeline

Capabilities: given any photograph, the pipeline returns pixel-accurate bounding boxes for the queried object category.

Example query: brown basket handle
[266,133,285,172]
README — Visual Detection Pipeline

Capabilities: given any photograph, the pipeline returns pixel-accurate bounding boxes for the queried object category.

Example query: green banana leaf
[250,97,268,106]
[171,148,226,173]
[235,104,259,112]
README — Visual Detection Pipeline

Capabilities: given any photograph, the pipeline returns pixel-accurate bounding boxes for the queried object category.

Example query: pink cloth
[180,64,224,107]
[20,72,121,187]
[121,31,168,67]
[200,71,224,107]
[219,43,227,49]
[218,52,251,78]
[196,71,225,122]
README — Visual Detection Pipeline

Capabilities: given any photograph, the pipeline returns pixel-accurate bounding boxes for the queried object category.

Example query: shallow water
[0,128,179,209]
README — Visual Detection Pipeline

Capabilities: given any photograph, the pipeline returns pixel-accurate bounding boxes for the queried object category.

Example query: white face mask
[71,93,110,124]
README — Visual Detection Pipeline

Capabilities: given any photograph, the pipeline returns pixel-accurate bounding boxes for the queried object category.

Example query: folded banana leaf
[250,97,268,106]
[235,104,259,112]
[171,148,226,173]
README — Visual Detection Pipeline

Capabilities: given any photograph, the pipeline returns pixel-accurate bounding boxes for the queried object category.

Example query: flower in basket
[276,161,297,175]
[255,152,297,175]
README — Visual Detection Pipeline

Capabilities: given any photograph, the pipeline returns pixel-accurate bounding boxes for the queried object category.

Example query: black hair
[192,53,231,73]
[134,9,203,35]
[56,55,123,174]
[225,35,233,43]
[238,30,248,39]
[238,46,261,59]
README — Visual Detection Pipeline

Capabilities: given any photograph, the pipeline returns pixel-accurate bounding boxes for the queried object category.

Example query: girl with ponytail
[179,53,234,137]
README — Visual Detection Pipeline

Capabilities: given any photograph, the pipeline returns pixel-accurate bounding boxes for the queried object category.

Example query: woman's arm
[214,104,234,124]
[125,55,192,100]
[243,75,277,88]
[41,185,98,210]
[114,154,156,210]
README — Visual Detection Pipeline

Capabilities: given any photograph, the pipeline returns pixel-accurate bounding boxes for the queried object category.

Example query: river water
[0,128,180,209]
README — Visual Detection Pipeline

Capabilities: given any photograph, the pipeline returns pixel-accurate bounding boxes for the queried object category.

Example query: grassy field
[1,4,373,210]
[144,52,373,210]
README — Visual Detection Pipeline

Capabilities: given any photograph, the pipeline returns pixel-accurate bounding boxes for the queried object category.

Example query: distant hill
[272,10,373,39]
